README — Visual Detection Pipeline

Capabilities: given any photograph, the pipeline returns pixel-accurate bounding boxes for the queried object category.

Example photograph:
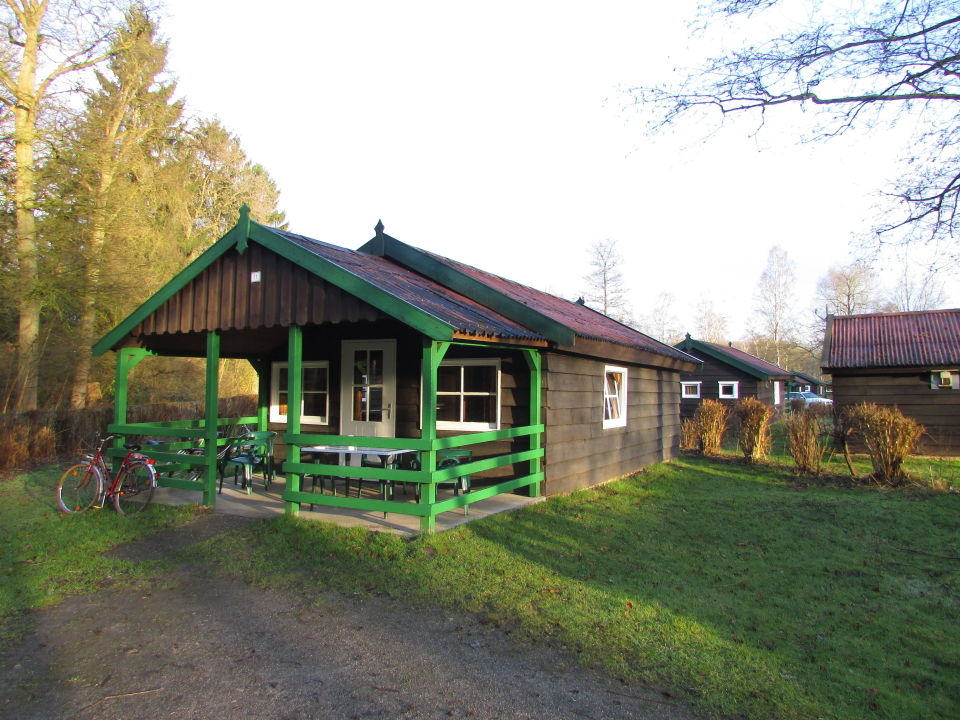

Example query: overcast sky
[160,0,958,340]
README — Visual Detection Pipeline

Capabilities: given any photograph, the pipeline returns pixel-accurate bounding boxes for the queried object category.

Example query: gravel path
[0,516,700,720]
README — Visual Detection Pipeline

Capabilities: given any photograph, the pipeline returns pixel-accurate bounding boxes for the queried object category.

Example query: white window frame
[718,381,739,400]
[773,380,781,405]
[435,358,502,431]
[602,365,628,429]
[270,361,330,424]
[681,381,701,399]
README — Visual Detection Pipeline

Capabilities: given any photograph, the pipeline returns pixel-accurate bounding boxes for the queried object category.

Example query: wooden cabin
[789,371,829,396]
[94,209,698,531]
[673,335,793,418]
[822,309,960,455]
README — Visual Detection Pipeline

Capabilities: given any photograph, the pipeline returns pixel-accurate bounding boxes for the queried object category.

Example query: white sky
[160,0,958,340]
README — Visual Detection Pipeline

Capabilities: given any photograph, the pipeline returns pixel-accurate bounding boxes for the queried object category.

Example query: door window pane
[368,351,383,385]
[368,387,383,422]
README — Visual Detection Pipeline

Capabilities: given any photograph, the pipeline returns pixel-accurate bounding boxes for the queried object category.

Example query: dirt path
[0,516,699,720]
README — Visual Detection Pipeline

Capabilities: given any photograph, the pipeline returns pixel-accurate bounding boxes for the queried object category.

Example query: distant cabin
[673,335,793,417]
[822,309,960,455]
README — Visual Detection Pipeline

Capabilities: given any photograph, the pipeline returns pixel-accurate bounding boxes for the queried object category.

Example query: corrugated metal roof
[425,251,697,362]
[274,229,546,342]
[823,309,960,369]
[675,337,793,379]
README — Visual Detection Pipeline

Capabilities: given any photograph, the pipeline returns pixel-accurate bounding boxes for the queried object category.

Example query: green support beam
[202,332,221,506]
[418,340,450,532]
[285,325,303,515]
[524,349,543,497]
[113,348,152,472]
[249,358,270,431]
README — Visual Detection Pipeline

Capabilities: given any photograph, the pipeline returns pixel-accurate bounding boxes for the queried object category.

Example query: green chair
[410,449,472,514]
[225,431,276,494]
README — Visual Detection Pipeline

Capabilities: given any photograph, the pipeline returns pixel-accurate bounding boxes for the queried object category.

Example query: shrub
[846,402,925,486]
[679,418,699,450]
[784,406,830,474]
[692,399,728,455]
[733,397,772,463]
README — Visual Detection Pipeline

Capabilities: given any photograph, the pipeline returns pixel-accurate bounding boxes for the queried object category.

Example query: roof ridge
[833,308,960,319]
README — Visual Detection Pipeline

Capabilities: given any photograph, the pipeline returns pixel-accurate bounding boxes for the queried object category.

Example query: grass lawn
[0,466,203,640]
[3,451,958,719]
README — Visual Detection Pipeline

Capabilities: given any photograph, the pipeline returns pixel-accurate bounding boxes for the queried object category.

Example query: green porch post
[113,348,150,471]
[202,332,221,506]
[523,349,543,497]
[250,359,269,431]
[285,325,303,515]
[419,340,450,532]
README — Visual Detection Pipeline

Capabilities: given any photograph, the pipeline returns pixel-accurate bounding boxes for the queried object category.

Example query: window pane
[368,351,383,385]
[278,391,288,417]
[303,392,326,419]
[463,365,495,393]
[605,371,622,397]
[368,387,383,422]
[353,351,366,385]
[278,367,288,388]
[303,366,327,392]
[464,395,496,423]
[437,365,460,392]
[436,395,459,421]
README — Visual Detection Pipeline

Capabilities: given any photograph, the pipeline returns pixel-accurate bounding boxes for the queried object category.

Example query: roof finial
[576,296,585,305]
[375,219,384,237]
[236,204,251,254]
[685,332,691,340]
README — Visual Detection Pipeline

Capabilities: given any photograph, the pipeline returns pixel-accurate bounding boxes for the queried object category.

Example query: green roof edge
[674,337,788,380]
[93,216,458,356]
[359,233,576,346]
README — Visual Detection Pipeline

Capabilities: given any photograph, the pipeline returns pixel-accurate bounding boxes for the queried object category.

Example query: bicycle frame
[68,435,157,510]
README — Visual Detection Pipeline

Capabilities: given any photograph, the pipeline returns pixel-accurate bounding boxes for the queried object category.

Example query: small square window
[681,382,701,398]
[603,366,628,429]
[718,381,739,399]
[271,361,330,424]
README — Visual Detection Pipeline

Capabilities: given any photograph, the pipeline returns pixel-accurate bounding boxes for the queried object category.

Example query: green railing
[106,416,257,491]
[280,424,545,523]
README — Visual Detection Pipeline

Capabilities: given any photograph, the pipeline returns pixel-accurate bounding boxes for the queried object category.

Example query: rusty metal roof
[426,252,697,362]
[276,229,546,342]
[823,309,960,369]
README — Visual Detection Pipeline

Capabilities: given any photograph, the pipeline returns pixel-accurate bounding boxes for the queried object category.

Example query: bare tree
[888,259,948,311]
[582,239,633,324]
[815,261,882,319]
[0,0,120,410]
[637,291,683,344]
[632,1,960,253]
[694,295,729,343]
[753,246,797,367]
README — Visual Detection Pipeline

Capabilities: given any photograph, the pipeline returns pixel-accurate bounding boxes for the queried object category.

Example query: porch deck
[151,475,543,536]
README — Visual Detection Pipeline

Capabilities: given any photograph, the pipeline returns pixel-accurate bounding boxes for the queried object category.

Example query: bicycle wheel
[112,461,157,514]
[57,463,103,514]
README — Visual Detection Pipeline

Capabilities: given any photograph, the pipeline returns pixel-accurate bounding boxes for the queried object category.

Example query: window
[436,359,501,430]
[603,366,628,428]
[718,381,739,400]
[681,382,701,399]
[270,361,330,424]
[931,370,959,390]
[773,381,781,405]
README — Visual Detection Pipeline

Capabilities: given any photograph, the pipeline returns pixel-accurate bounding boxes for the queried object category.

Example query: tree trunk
[11,11,42,411]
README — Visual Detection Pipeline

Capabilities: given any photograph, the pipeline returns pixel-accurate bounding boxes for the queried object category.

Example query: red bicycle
[57,435,158,515]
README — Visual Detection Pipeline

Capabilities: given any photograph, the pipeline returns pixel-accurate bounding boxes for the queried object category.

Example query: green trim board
[359,232,576,346]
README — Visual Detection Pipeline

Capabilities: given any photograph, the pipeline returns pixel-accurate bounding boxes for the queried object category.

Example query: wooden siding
[133,243,384,337]
[831,369,960,455]
[543,353,681,495]
[679,355,766,418]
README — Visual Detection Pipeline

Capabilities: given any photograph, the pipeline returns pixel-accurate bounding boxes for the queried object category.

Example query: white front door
[340,340,397,438]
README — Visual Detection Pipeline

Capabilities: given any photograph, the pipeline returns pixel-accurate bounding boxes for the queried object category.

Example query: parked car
[786,391,833,408]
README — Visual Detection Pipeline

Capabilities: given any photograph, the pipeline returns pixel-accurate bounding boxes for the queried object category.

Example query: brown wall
[831,369,960,455]
[679,356,768,418]
[543,353,681,495]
